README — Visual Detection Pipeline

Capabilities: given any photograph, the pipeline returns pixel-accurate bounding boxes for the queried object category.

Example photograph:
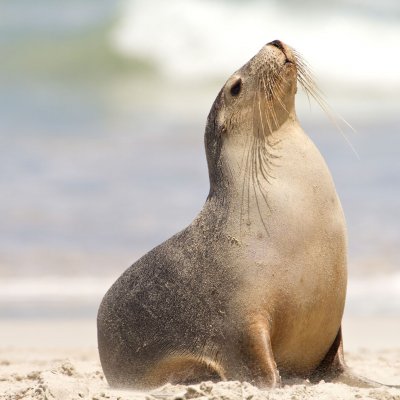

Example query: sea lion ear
[217,108,226,135]
[207,88,227,136]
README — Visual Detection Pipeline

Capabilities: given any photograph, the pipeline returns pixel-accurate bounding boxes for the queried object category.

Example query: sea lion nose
[269,40,285,51]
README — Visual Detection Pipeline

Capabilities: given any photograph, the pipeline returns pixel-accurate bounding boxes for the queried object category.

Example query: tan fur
[97,40,352,389]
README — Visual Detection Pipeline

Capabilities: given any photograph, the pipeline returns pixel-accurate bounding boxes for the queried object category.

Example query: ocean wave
[0,276,113,301]
[4,0,399,97]
[111,0,400,93]
[1,272,400,317]
[346,272,400,316]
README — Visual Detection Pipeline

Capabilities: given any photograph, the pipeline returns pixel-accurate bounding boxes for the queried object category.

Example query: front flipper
[244,317,281,388]
[311,326,399,388]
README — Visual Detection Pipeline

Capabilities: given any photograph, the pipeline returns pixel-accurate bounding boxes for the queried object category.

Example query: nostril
[269,40,284,51]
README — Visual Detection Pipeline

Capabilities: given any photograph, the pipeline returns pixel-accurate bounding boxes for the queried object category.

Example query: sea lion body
[97,41,348,389]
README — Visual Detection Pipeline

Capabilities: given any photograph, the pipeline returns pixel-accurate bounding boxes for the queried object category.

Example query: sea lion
[97,40,379,389]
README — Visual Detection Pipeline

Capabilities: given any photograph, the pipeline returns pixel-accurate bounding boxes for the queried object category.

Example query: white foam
[2,272,400,316]
[0,276,113,302]
[347,272,400,315]
[111,0,400,93]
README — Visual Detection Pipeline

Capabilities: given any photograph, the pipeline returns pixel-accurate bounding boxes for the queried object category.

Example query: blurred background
[0,0,399,321]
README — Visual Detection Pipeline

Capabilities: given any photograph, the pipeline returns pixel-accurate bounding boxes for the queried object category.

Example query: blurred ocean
[0,0,399,318]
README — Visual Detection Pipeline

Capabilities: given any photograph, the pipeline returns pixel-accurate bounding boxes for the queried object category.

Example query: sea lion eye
[230,78,242,96]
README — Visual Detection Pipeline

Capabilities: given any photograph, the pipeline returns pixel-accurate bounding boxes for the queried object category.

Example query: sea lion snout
[268,39,295,65]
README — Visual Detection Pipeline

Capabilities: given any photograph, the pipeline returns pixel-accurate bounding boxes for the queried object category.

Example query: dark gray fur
[97,91,244,387]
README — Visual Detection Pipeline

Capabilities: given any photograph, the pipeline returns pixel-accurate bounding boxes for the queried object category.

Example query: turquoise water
[0,0,399,317]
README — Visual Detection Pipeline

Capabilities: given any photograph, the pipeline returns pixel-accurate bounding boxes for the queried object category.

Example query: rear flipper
[311,326,400,388]
[141,355,226,388]
[332,369,400,389]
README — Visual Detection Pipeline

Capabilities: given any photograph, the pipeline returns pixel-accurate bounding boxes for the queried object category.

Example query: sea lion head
[205,40,300,195]
[220,40,298,135]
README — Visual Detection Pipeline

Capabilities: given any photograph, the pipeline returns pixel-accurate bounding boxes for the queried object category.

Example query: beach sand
[1,317,399,400]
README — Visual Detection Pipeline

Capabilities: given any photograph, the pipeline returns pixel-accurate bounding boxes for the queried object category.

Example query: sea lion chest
[228,127,347,374]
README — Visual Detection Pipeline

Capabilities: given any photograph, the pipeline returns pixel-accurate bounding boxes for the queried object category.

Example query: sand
[1,318,399,400]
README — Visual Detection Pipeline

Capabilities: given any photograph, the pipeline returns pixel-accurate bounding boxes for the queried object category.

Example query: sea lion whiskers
[254,71,283,173]
[239,81,270,236]
[263,72,280,131]
[255,96,277,171]
[239,88,257,233]
[250,138,270,235]
[266,73,289,117]
[267,61,292,131]
[264,82,279,131]
[256,146,272,184]
[293,50,359,158]
[254,143,273,207]
[238,77,282,236]
[257,78,272,139]
[272,71,291,117]
[237,51,299,236]
[255,86,274,188]
[257,80,281,171]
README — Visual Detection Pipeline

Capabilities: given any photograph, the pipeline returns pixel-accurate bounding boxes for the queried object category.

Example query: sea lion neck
[200,114,305,239]
[205,112,299,201]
